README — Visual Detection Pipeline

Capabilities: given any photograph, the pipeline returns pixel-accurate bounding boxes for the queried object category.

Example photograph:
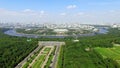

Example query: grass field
[44,48,51,51]
[94,44,120,64]
[32,55,46,68]
[22,47,52,68]
[22,55,37,68]
[32,47,52,68]
[22,47,43,68]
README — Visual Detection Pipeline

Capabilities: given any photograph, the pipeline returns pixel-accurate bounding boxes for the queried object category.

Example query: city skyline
[0,0,120,24]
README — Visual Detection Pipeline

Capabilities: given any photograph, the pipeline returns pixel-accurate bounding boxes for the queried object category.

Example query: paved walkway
[15,45,42,68]
[15,41,65,68]
[28,46,46,68]
[28,46,54,68]
[41,46,54,68]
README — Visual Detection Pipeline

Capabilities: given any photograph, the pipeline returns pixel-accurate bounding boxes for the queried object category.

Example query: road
[15,44,42,68]
[28,46,47,68]
[41,46,54,68]
[15,41,65,68]
[38,41,65,46]
[39,41,65,68]
[38,41,65,68]
[50,45,60,68]
[28,46,54,68]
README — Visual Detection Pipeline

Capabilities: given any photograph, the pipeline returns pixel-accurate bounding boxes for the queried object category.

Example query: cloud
[39,10,48,18]
[40,10,45,14]
[0,9,21,16]
[77,12,84,16]
[60,13,67,16]
[1,8,120,24]
[0,9,48,23]
[108,10,116,13]
[23,9,34,13]
[66,5,77,9]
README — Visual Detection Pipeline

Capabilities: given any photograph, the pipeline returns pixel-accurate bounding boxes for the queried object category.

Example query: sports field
[94,44,120,64]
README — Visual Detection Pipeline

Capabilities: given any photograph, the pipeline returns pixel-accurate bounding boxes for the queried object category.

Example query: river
[4,27,108,38]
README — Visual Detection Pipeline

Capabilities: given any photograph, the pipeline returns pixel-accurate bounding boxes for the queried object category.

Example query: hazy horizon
[0,0,120,24]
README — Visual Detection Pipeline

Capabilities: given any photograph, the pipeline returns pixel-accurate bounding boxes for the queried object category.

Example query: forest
[0,28,38,68]
[1,28,120,68]
[58,28,120,68]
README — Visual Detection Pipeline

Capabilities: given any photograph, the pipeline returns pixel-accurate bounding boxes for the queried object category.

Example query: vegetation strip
[22,47,43,68]
[25,46,54,68]
[94,44,120,65]
[45,46,56,68]
[56,45,63,68]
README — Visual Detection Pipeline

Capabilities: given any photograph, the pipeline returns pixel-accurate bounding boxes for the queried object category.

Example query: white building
[53,29,68,34]
[112,24,118,28]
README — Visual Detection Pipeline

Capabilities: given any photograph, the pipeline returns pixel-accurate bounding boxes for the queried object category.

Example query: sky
[0,0,120,24]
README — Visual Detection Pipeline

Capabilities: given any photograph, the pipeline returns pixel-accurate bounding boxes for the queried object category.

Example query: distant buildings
[93,28,99,32]
[112,24,118,28]
[0,22,96,31]
[53,29,68,34]
[111,24,120,28]
[43,23,95,30]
